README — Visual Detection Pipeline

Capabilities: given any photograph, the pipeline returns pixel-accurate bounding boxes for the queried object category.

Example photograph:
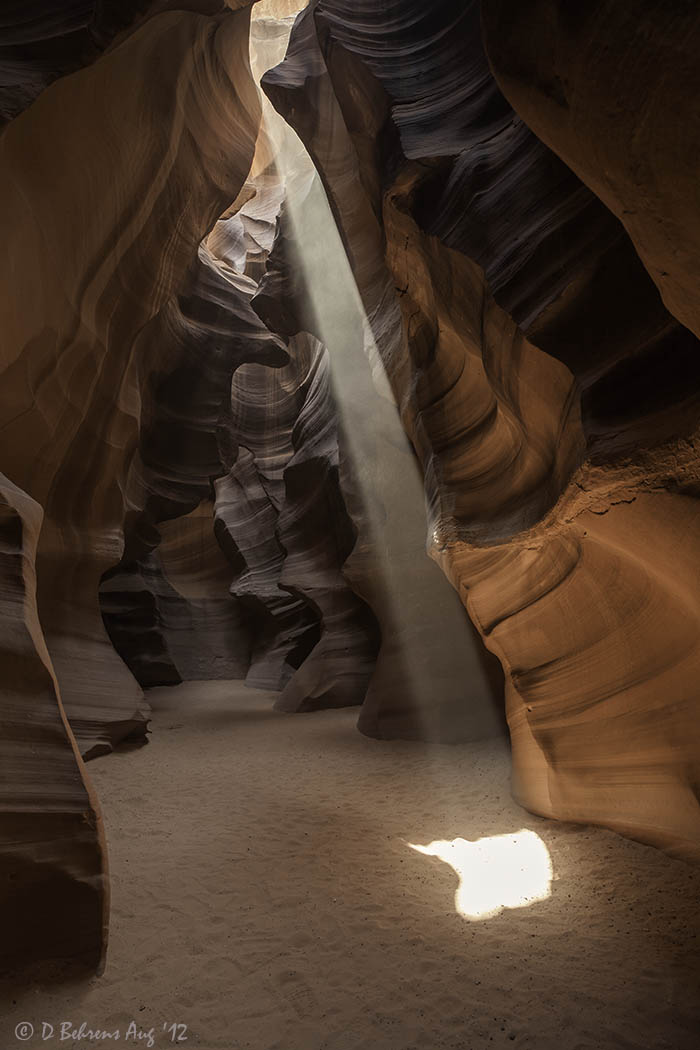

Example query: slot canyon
[1,1,699,1047]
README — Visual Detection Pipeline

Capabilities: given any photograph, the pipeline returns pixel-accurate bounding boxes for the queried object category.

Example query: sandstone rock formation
[214,331,379,708]
[0,3,261,760]
[0,474,107,975]
[264,0,700,860]
[0,0,263,969]
[0,1,234,126]
[252,167,506,739]
[99,242,288,690]
[97,149,381,708]
[481,0,700,345]
[3,0,700,981]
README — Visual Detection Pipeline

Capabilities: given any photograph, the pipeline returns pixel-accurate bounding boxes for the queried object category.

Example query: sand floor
[2,680,700,1050]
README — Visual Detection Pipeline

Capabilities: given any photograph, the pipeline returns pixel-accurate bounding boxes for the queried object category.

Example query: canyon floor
[2,680,700,1050]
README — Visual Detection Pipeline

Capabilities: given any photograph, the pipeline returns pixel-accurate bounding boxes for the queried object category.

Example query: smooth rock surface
[264,0,700,858]
[0,474,107,975]
[482,0,700,344]
[0,3,261,757]
[0,0,262,970]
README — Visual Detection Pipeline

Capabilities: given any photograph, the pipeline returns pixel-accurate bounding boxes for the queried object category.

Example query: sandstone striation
[3,0,700,982]
[264,0,700,859]
[0,3,262,759]
[482,0,700,345]
[0,0,264,969]
[0,474,107,974]
[252,168,506,739]
[99,242,287,690]
[211,191,380,705]
[0,1,233,126]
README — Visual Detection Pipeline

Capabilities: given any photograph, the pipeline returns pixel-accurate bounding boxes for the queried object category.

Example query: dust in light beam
[408,830,553,920]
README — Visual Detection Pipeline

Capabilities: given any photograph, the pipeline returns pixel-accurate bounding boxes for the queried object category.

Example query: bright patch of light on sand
[408,830,553,920]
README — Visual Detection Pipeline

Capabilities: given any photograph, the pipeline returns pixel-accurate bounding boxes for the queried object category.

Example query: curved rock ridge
[214,447,320,691]
[0,3,262,759]
[243,184,382,710]
[212,320,379,704]
[209,20,385,711]
[310,0,700,464]
[102,502,252,688]
[0,0,288,972]
[436,489,700,863]
[0,474,107,974]
[272,334,380,712]
[96,1,384,715]
[481,0,700,346]
[154,503,252,681]
[262,2,582,549]
[99,2,381,710]
[99,241,287,689]
[0,1,233,125]
[219,329,325,692]
[252,147,506,740]
[264,0,700,858]
[207,175,287,281]
[98,109,379,711]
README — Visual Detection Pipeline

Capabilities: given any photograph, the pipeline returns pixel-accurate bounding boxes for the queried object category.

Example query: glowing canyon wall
[2,0,700,977]
[1,0,502,972]
[264,0,700,862]
[0,0,263,972]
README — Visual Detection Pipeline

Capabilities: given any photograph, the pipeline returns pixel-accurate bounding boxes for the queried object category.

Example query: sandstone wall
[0,0,262,969]
[263,0,700,860]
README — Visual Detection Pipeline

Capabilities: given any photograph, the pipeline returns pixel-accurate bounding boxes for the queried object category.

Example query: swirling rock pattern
[434,485,700,862]
[265,0,700,858]
[150,504,252,682]
[252,135,506,740]
[213,324,378,704]
[271,334,380,712]
[482,0,700,345]
[206,44,384,711]
[0,3,262,759]
[99,243,287,690]
[0,1,230,125]
[99,69,380,710]
[98,0,381,710]
[0,0,263,968]
[101,505,253,689]
[4,0,700,989]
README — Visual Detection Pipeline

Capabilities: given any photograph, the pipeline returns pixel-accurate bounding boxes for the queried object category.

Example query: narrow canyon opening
[97,2,506,751]
[1,2,700,1049]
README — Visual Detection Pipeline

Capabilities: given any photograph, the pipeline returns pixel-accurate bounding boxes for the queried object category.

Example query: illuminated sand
[3,680,699,1050]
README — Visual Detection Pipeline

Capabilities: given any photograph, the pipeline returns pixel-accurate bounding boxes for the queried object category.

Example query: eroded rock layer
[211,245,379,705]
[252,170,506,739]
[0,3,262,758]
[99,242,287,690]
[0,475,107,974]
[0,1,231,125]
[264,0,700,859]
[4,0,700,982]
[482,0,700,346]
[0,1,263,968]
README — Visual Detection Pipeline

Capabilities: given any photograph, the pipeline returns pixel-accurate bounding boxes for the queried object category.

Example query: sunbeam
[244,11,503,741]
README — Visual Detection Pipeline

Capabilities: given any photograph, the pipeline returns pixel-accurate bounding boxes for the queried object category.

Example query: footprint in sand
[274,969,318,1019]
